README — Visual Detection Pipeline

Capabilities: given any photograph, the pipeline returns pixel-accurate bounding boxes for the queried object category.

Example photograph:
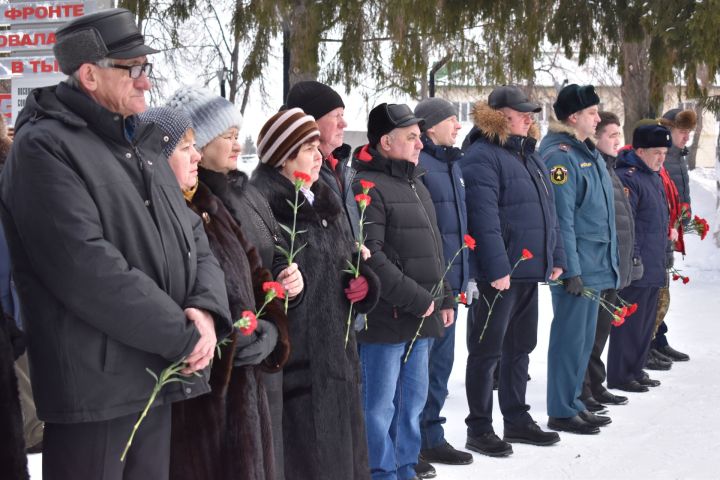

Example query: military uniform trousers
[547,284,600,418]
[465,282,537,435]
[582,289,617,400]
[607,285,661,386]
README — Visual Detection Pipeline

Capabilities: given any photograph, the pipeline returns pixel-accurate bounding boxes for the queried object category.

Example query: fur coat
[252,164,378,480]
[170,182,290,480]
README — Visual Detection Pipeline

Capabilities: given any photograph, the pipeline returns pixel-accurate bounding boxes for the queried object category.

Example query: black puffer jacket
[352,145,452,343]
[0,83,232,423]
[252,164,376,480]
[664,145,691,208]
[602,153,641,289]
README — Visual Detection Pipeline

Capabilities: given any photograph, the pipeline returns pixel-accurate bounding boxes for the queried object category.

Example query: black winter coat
[664,146,691,209]
[0,83,232,423]
[602,153,642,289]
[419,136,469,294]
[252,164,376,480]
[352,145,452,343]
[320,143,362,240]
[461,103,566,283]
[615,150,669,288]
[0,308,27,480]
[170,182,290,480]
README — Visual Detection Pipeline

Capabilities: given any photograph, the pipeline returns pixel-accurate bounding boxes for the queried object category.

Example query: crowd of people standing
[0,8,697,480]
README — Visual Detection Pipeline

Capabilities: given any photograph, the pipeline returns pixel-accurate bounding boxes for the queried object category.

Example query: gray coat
[664,145,691,209]
[0,83,232,423]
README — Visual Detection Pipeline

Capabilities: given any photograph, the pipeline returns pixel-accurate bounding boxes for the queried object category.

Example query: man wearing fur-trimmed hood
[538,84,619,436]
[460,85,566,457]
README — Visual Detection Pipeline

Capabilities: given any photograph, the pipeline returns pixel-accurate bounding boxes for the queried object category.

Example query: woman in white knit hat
[251,108,380,480]
[165,87,301,479]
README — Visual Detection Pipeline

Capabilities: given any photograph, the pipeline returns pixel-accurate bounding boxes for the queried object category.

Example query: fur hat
[285,81,345,121]
[414,98,457,130]
[166,86,243,150]
[53,8,158,75]
[660,108,697,130]
[632,124,672,149]
[553,84,600,120]
[137,107,193,159]
[257,108,320,168]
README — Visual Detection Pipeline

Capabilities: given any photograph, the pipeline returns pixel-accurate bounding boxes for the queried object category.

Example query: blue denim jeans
[359,339,430,480]
[420,314,456,449]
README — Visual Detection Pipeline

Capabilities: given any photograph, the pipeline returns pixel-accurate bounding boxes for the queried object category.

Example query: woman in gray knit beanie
[166,86,302,480]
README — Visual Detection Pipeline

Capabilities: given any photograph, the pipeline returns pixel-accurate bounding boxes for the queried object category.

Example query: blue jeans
[421,313,456,449]
[359,339,430,480]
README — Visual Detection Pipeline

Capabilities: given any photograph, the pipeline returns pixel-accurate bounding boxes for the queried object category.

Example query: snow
[26,171,720,479]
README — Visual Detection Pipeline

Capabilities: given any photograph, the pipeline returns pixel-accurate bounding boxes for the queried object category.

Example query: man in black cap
[608,124,673,392]
[461,85,565,455]
[649,108,697,363]
[0,8,232,479]
[352,103,454,480]
[539,84,619,435]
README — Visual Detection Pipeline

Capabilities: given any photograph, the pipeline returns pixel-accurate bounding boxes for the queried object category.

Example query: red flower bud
[262,281,286,300]
[611,315,625,327]
[521,248,534,260]
[236,310,258,336]
[628,303,638,315]
[360,179,375,192]
[463,234,476,251]
[292,171,311,185]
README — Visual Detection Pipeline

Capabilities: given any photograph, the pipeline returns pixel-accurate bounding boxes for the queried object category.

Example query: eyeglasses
[106,62,153,79]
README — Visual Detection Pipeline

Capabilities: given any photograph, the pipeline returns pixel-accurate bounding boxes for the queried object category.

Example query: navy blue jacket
[539,123,619,290]
[615,150,669,288]
[418,135,468,294]
[461,103,566,283]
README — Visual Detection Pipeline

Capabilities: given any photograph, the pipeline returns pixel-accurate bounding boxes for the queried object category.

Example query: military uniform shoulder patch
[550,165,568,185]
[558,144,570,152]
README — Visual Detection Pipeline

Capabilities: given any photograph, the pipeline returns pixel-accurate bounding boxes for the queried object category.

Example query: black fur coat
[170,182,290,480]
[252,164,377,480]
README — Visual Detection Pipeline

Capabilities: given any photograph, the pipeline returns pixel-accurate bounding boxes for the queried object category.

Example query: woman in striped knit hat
[252,107,380,479]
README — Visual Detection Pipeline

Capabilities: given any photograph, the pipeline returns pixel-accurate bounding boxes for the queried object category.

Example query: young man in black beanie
[539,84,619,435]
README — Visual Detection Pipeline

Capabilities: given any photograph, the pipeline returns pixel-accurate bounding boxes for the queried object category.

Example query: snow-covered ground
[27,171,720,479]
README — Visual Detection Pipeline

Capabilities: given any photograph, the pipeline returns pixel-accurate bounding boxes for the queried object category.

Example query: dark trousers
[465,282,537,435]
[607,286,660,386]
[43,403,171,480]
[581,289,617,400]
[420,308,457,450]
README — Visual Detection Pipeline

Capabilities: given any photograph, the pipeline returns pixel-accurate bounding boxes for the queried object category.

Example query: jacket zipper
[537,169,549,196]
[409,179,444,296]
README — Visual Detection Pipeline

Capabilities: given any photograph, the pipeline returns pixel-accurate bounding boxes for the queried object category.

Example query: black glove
[2,313,25,360]
[233,319,278,367]
[631,257,644,281]
[564,276,584,296]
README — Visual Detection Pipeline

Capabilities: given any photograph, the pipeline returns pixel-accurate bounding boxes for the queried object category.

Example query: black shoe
[414,459,437,479]
[503,421,560,446]
[547,416,600,435]
[608,380,649,393]
[645,354,672,371]
[658,344,690,361]
[466,431,513,457]
[582,396,609,414]
[579,410,612,427]
[420,441,473,465]
[637,375,661,387]
[650,348,674,363]
[593,390,629,405]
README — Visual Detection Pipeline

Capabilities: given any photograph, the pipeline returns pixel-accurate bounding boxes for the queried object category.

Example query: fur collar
[547,119,579,138]
[251,163,342,225]
[470,101,540,145]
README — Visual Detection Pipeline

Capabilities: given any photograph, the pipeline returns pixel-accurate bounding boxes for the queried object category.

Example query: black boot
[593,390,629,405]
[466,431,513,457]
[503,421,560,446]
[645,353,672,371]
[420,441,473,465]
[657,344,690,361]
[650,348,674,363]
[414,459,437,479]
[579,410,612,427]
[607,380,648,393]
[582,396,609,414]
[547,416,600,435]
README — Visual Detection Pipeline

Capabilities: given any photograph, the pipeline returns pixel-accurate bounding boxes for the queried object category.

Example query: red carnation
[293,171,311,185]
[611,315,625,327]
[355,193,372,208]
[458,292,467,305]
[627,303,638,315]
[463,234,476,251]
[682,276,690,284]
[360,179,376,192]
[672,274,680,281]
[262,281,286,300]
[521,248,534,260]
[236,310,258,336]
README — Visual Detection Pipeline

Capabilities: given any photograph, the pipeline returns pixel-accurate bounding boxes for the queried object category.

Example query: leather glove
[233,319,278,367]
[564,276,584,297]
[465,279,480,305]
[345,275,369,303]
